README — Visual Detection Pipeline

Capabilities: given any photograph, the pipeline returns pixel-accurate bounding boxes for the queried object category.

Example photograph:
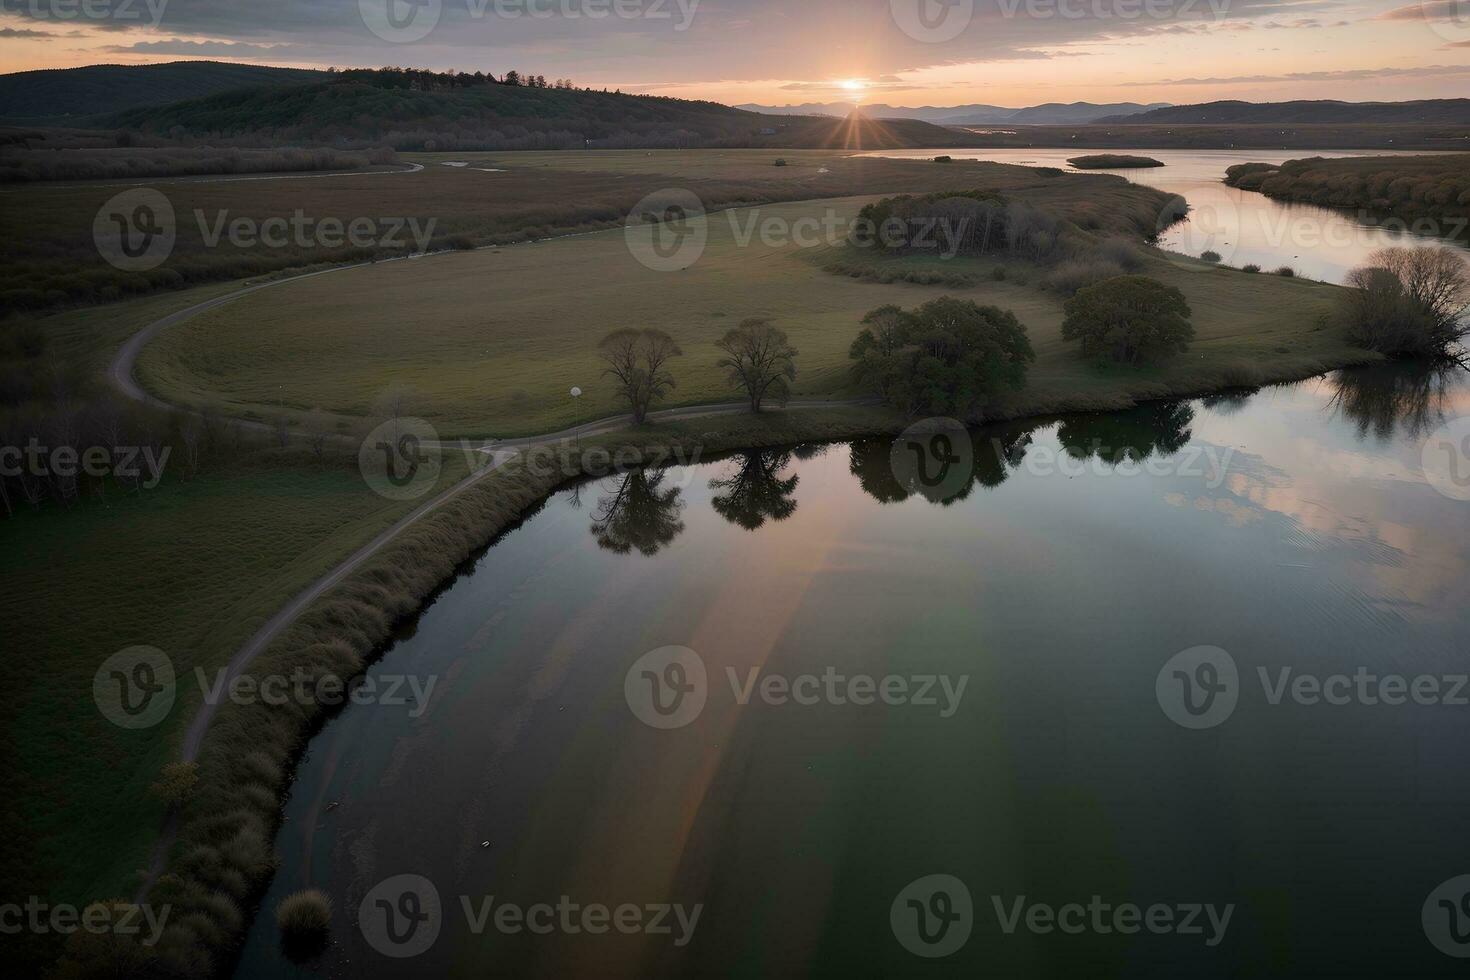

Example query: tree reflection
[709,450,799,529]
[1325,360,1458,441]
[1199,388,1259,417]
[1055,401,1194,465]
[847,422,1036,505]
[590,469,686,556]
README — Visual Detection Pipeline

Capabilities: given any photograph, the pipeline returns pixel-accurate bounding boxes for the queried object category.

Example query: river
[857,148,1470,284]
[234,357,1470,977]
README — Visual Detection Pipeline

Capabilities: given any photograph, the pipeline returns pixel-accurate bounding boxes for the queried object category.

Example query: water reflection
[708,450,800,529]
[1056,401,1194,464]
[1326,360,1460,441]
[589,470,686,555]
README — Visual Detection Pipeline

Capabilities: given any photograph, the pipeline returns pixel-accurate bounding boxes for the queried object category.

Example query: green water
[236,362,1470,978]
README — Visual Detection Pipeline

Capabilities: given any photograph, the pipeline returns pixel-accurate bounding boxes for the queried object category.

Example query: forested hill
[102,69,966,150]
[1102,99,1470,125]
[0,61,325,121]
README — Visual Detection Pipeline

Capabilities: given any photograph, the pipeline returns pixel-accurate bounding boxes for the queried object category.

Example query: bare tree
[714,319,797,413]
[1346,247,1470,356]
[596,329,682,423]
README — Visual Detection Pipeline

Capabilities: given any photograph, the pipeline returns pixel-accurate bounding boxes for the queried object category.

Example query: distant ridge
[738,101,1170,126]
[1100,99,1470,125]
[0,61,325,121]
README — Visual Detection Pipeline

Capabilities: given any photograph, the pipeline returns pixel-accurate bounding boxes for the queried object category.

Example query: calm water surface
[859,148,1470,283]
[236,362,1470,978]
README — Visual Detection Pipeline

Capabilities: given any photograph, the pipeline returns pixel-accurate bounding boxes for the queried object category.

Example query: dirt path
[112,259,870,896]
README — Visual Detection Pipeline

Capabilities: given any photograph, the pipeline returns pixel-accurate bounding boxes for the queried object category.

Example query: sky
[1,0,1468,107]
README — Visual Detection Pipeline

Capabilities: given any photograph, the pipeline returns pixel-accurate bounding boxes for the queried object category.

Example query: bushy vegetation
[851,191,1067,262]
[1341,247,1470,357]
[276,889,332,959]
[0,145,397,183]
[1225,154,1470,229]
[1043,259,1127,296]
[1062,275,1195,364]
[849,297,1035,416]
[1068,154,1164,169]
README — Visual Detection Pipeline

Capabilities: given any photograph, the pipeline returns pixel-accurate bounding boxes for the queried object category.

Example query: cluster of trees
[1341,246,1470,359]
[1225,156,1470,224]
[851,192,1065,262]
[849,297,1035,417]
[331,67,575,92]
[596,320,799,421]
[1062,276,1196,365]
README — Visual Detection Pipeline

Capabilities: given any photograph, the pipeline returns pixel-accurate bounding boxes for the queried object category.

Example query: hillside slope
[1103,99,1470,125]
[104,70,966,150]
[0,61,325,121]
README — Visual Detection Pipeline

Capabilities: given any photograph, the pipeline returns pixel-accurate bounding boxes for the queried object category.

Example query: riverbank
[1223,154,1470,236]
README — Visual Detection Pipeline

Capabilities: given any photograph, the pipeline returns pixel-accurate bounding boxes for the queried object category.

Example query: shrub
[1272,266,1296,277]
[1042,259,1126,297]
[1062,275,1195,364]
[1341,247,1470,356]
[774,158,788,167]
[1200,250,1221,263]
[1242,264,1261,274]
[1094,237,1146,272]
[934,155,953,163]
[277,889,332,961]
[849,297,1035,416]
[149,762,200,807]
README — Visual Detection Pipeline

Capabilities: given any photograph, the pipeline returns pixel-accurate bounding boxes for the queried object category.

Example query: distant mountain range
[1098,99,1470,125]
[0,61,326,121]
[737,101,1172,126]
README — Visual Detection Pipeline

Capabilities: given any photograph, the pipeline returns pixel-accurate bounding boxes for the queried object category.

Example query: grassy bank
[1223,154,1470,233]
[136,194,1358,438]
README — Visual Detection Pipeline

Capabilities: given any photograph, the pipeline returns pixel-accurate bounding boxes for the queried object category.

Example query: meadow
[137,194,1364,438]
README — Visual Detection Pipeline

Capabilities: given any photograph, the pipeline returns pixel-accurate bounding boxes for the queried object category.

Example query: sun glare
[839,79,866,92]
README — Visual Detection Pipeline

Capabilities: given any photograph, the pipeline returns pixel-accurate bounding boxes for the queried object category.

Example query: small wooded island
[1068,154,1166,169]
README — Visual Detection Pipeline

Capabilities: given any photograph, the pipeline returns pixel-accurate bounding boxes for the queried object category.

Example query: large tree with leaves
[849,297,1034,418]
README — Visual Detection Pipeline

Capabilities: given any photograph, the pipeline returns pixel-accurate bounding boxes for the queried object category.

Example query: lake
[235,360,1470,977]
[857,148,1470,284]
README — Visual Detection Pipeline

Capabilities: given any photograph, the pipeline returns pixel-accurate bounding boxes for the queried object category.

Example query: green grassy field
[137,194,1363,438]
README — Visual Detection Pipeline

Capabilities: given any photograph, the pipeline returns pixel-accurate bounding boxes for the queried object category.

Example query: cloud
[1376,1,1468,19]
[98,38,298,57]
[1124,63,1470,85]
